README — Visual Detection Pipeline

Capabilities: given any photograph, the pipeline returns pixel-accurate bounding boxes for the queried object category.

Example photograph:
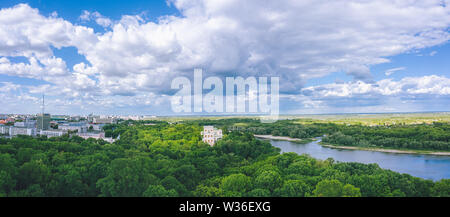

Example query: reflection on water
[267,138,450,181]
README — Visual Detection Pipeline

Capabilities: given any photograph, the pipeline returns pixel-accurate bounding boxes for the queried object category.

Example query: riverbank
[254,134,314,144]
[320,143,450,156]
[267,136,450,180]
[254,134,450,156]
[254,134,302,141]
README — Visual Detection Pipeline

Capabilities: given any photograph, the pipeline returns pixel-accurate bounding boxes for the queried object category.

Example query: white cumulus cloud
[0,1,449,114]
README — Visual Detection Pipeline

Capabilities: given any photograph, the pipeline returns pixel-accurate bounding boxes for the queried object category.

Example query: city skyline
[0,0,449,115]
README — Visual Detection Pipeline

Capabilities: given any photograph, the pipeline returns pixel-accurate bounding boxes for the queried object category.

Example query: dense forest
[0,121,449,197]
[321,123,450,151]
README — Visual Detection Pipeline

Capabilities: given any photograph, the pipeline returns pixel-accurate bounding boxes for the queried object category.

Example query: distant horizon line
[1,111,449,117]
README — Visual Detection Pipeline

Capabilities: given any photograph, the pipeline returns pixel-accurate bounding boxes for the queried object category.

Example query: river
[265,138,450,181]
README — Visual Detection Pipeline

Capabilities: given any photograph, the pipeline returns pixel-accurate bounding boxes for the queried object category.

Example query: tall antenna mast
[41,74,45,131]
[42,92,45,114]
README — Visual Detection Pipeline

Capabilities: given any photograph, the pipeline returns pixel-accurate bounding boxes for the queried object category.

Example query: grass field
[151,112,450,126]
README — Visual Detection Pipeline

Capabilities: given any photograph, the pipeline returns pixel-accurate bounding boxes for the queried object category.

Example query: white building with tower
[201,126,223,146]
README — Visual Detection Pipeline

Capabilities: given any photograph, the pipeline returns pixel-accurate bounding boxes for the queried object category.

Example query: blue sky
[0,0,449,115]
[0,0,180,22]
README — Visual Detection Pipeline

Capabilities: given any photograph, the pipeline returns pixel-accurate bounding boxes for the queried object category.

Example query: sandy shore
[254,134,303,141]
[321,144,450,156]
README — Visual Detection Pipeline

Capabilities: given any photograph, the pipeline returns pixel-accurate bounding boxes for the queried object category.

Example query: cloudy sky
[0,0,449,115]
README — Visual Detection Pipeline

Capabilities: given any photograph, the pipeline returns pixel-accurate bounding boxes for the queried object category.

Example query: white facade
[0,125,9,135]
[14,120,36,128]
[93,117,114,124]
[39,130,66,138]
[59,125,88,133]
[9,127,36,136]
[201,126,223,146]
[77,132,115,143]
[77,132,105,139]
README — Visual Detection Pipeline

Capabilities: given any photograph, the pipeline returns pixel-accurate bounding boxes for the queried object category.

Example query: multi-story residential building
[201,126,223,146]
[39,130,66,138]
[37,113,51,130]
[14,119,36,128]
[93,117,114,124]
[77,132,115,143]
[77,132,105,139]
[58,122,88,133]
[0,124,9,135]
[9,127,36,137]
